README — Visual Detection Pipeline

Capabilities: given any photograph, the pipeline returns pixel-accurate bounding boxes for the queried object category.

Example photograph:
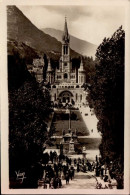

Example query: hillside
[42,28,97,58]
[7,6,80,59]
[8,40,39,62]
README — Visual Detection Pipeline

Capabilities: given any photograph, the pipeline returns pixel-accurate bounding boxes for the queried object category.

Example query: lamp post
[82,146,86,159]
[68,103,72,132]
[69,107,71,131]
[65,104,71,131]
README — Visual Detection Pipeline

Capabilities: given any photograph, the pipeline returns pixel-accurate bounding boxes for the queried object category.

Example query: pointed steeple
[47,58,52,72]
[79,56,84,71]
[62,16,70,43]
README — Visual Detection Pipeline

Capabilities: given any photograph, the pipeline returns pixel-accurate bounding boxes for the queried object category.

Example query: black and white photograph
[1,0,130,194]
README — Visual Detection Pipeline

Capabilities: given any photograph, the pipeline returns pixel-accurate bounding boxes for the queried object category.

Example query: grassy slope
[52,110,89,136]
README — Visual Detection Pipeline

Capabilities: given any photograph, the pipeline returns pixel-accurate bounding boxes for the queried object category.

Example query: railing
[51,84,83,89]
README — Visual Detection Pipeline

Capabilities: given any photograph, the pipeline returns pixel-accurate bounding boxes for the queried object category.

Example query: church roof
[62,17,70,43]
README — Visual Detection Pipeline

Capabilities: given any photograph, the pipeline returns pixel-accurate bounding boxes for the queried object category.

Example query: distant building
[33,57,44,83]
[27,56,44,83]
[46,18,86,107]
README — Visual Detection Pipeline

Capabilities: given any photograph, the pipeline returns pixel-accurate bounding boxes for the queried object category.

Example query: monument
[82,146,87,159]
[61,106,78,154]
[68,137,75,154]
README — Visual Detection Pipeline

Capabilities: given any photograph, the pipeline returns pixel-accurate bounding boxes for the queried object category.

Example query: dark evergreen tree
[82,56,96,83]
[87,26,125,188]
[8,50,51,188]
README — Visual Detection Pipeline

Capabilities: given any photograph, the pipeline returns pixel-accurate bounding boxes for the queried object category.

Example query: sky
[17,5,125,45]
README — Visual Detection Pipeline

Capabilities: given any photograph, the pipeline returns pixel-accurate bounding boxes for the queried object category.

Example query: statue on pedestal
[82,146,86,159]
[68,135,75,154]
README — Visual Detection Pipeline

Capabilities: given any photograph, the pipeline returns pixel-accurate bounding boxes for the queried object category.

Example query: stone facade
[32,57,44,83]
[46,18,86,107]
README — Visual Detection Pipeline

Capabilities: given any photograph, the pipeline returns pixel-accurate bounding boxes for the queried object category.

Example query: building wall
[46,19,87,106]
[50,85,86,106]
[32,57,44,83]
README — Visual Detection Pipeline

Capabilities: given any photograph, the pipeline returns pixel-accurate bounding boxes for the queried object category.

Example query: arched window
[66,46,68,54]
[81,76,83,83]
[80,94,82,102]
[76,93,78,101]
[64,73,68,79]
[79,76,80,83]
[64,46,65,55]
[55,93,56,101]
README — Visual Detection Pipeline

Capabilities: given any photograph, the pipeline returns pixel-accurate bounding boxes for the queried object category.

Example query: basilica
[46,18,87,107]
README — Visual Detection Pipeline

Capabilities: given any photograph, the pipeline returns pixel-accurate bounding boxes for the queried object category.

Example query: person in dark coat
[101,166,104,179]
[69,169,73,180]
[57,177,62,188]
[104,175,108,182]
[72,167,75,178]
[96,167,100,177]
[83,165,87,173]
[65,171,69,184]
[53,177,58,189]
[74,159,77,166]
[77,163,80,172]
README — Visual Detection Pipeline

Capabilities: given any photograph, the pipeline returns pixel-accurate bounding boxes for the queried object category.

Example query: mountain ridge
[42,28,98,58]
[7,6,80,60]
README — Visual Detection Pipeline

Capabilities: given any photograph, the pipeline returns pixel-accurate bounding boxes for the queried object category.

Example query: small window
[76,93,78,101]
[64,73,68,79]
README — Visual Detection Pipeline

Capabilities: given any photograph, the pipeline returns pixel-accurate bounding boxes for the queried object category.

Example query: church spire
[47,58,52,72]
[79,56,84,71]
[62,16,70,43]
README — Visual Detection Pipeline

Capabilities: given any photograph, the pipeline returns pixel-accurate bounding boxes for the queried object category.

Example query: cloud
[17,5,125,45]
[43,6,92,21]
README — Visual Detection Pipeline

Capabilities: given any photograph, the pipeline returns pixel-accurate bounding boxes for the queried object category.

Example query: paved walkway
[42,105,102,189]
[62,171,96,189]
[79,106,101,138]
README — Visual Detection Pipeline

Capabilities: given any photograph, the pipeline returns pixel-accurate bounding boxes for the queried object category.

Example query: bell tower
[62,16,70,55]
[61,17,71,81]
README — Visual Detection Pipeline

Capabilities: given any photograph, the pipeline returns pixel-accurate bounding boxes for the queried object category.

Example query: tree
[87,26,125,188]
[83,56,96,83]
[8,51,52,187]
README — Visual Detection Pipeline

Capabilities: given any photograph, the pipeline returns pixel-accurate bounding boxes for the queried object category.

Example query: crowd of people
[93,155,118,189]
[38,151,117,189]
[39,151,76,189]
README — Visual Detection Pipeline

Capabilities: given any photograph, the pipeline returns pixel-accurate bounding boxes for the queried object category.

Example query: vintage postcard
[1,0,130,194]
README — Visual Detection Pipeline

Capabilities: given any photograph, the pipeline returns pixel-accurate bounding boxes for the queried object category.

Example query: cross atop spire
[62,16,70,43]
